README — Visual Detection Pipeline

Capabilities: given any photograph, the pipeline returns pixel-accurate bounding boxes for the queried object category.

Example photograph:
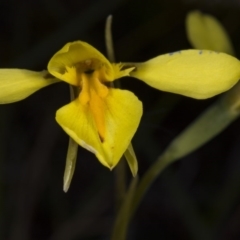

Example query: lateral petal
[48,41,114,85]
[56,89,142,169]
[129,50,240,99]
[0,69,59,104]
[124,143,138,177]
[63,137,78,193]
[186,11,234,55]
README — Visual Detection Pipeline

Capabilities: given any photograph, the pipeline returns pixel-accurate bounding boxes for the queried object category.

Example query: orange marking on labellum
[89,87,106,143]
[78,64,109,143]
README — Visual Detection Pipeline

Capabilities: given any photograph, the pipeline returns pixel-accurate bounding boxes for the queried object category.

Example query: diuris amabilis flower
[1,41,240,180]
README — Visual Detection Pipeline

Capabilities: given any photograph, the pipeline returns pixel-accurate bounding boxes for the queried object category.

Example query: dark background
[1,0,240,239]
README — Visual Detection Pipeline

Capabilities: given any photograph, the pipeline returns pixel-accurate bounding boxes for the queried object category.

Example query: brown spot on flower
[43,72,55,79]
[98,133,104,143]
[84,69,95,74]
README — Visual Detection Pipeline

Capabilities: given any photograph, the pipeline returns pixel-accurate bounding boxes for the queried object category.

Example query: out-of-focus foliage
[186,10,234,54]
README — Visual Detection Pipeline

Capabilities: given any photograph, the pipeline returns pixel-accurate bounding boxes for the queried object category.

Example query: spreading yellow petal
[56,88,142,169]
[186,11,234,55]
[129,50,240,99]
[0,69,59,104]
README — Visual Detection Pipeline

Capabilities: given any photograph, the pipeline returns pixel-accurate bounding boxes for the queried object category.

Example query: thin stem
[105,15,126,209]
[111,177,138,240]
[105,15,115,62]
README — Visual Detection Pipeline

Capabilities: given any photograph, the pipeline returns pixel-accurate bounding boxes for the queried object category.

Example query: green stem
[105,15,127,209]
[105,15,115,62]
[111,177,138,240]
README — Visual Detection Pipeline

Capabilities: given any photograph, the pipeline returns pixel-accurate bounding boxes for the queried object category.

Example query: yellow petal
[129,50,240,99]
[186,11,234,55]
[0,69,59,104]
[63,137,78,193]
[56,89,142,169]
[124,143,138,177]
[48,41,115,85]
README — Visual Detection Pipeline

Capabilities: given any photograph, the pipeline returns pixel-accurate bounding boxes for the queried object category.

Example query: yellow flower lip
[56,89,143,169]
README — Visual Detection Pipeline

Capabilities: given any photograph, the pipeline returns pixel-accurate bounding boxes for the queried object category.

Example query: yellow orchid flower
[0,41,240,177]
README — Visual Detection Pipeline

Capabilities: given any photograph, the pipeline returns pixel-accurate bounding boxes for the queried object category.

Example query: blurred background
[1,0,240,239]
